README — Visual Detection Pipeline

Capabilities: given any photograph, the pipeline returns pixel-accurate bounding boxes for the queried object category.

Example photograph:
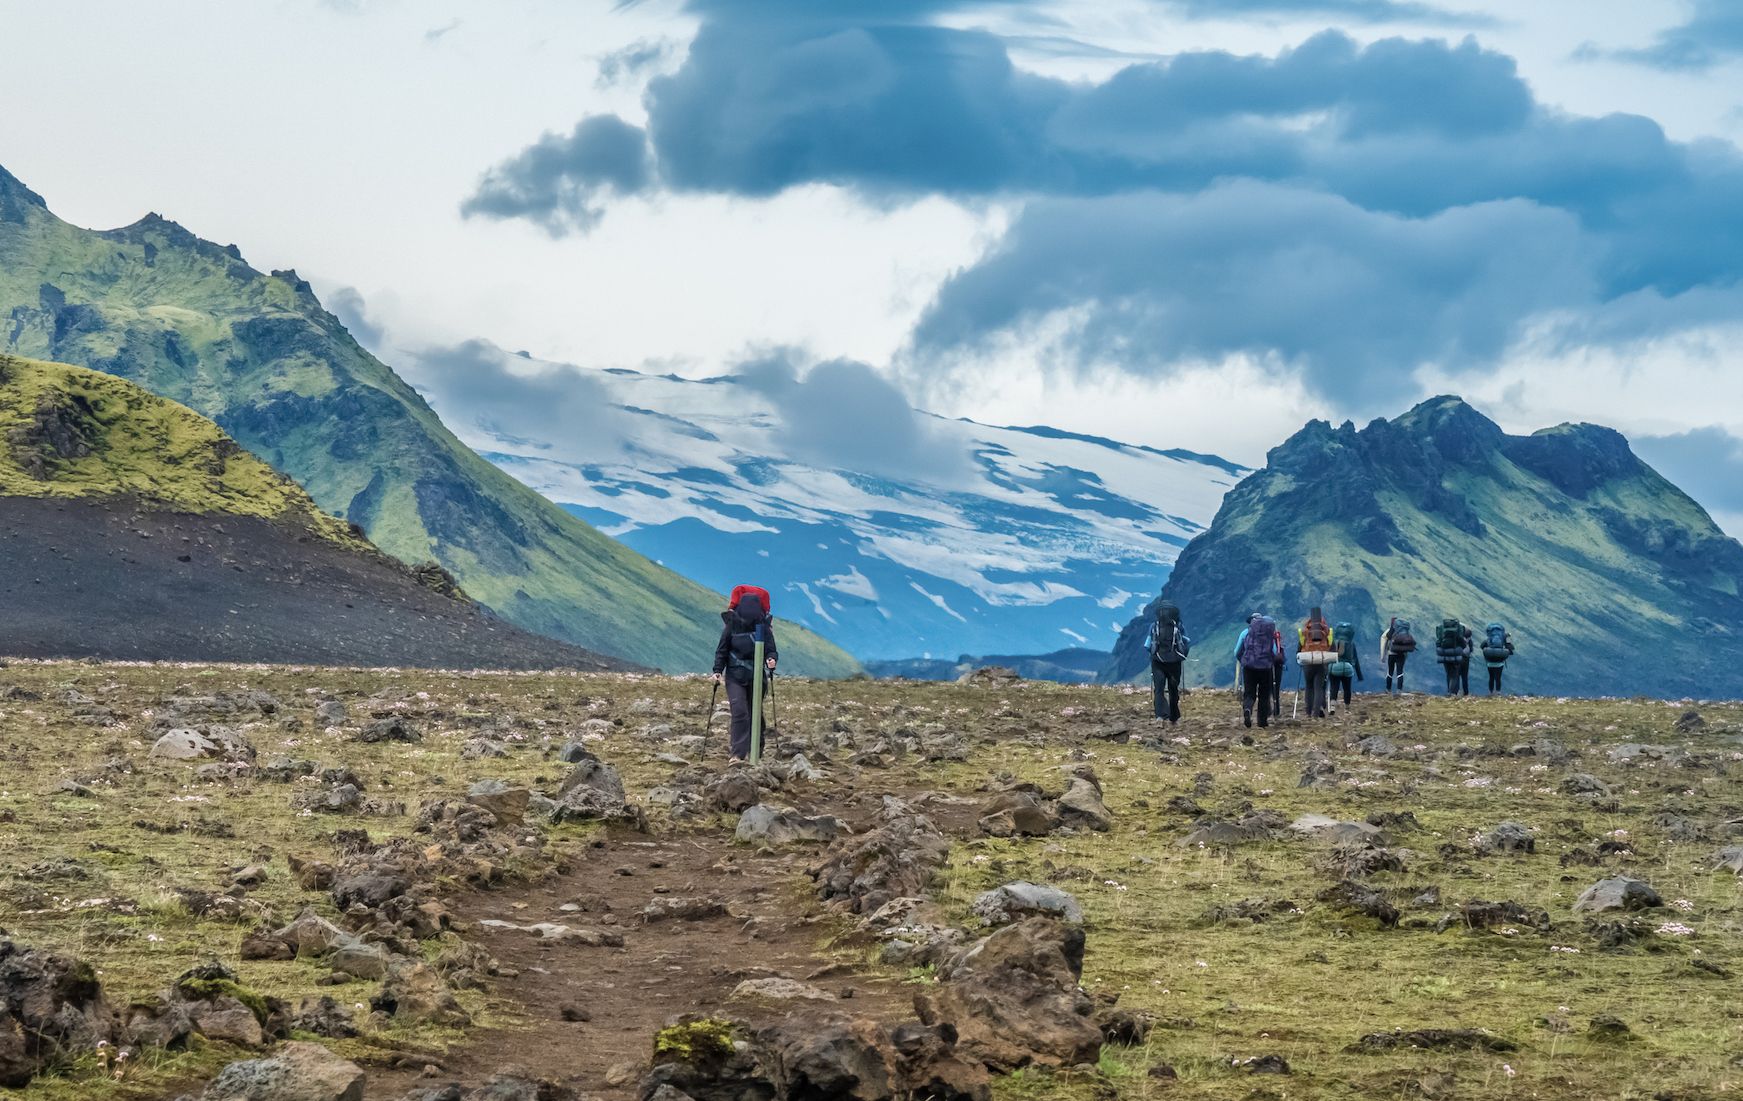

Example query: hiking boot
[1243,710,1253,728]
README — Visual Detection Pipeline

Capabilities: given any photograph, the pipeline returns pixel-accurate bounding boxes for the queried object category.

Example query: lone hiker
[1481,622,1516,695]
[1328,620,1364,714]
[1296,607,1335,719]
[1145,601,1190,724]
[1380,617,1415,695]
[1436,617,1473,697]
[1237,613,1283,729]
[712,587,777,761]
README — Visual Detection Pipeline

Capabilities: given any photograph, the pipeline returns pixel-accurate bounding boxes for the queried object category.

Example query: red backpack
[729,585,772,616]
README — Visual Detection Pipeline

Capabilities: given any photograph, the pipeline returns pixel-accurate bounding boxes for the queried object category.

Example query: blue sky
[1,0,1741,531]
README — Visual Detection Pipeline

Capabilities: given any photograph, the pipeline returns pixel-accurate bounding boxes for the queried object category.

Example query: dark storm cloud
[463,2,1743,401]
[461,115,653,235]
[736,353,967,481]
[1634,427,1743,528]
[912,183,1597,407]
[1589,1,1743,72]
[402,339,623,450]
[327,286,386,355]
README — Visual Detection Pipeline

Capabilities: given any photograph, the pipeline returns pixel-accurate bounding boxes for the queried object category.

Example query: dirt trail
[367,803,923,1099]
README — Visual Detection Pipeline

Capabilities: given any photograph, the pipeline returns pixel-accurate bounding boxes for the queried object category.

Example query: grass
[0,659,1740,1099]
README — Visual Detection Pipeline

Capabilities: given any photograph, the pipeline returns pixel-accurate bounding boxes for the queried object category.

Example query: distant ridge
[1103,396,1743,699]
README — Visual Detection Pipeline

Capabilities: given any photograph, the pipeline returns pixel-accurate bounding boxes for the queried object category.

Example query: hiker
[1435,618,1472,696]
[1481,622,1516,695]
[1379,617,1415,695]
[1236,613,1283,728]
[1145,601,1190,723]
[1328,620,1364,713]
[712,588,777,761]
[1296,608,1335,719]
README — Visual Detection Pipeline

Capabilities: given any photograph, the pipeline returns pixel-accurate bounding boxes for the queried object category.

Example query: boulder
[1055,769,1112,832]
[1290,815,1385,847]
[1712,846,1743,874]
[151,729,220,761]
[730,978,836,1003]
[314,700,348,727]
[811,806,951,916]
[372,961,470,1027]
[466,780,530,827]
[357,717,421,744]
[970,883,1083,926]
[0,942,118,1088]
[201,1041,366,1101]
[915,918,1101,1071]
[1477,822,1535,855]
[975,792,1057,838]
[735,805,844,847]
[1572,877,1662,915]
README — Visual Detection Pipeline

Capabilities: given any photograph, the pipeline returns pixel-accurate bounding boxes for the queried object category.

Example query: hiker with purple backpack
[1234,612,1285,728]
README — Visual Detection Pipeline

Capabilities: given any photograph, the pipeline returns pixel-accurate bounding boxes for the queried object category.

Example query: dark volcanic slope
[1103,396,1743,698]
[0,496,626,670]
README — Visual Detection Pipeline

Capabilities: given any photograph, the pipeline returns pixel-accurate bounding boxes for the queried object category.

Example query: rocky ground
[0,660,1740,1101]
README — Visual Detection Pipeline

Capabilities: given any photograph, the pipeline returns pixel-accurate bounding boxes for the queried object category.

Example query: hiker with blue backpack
[711,586,778,761]
[1481,623,1516,694]
[1328,621,1364,713]
[1145,601,1190,723]
[1235,612,1284,728]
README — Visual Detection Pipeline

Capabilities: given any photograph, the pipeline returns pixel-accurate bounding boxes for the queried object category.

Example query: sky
[1,0,1741,533]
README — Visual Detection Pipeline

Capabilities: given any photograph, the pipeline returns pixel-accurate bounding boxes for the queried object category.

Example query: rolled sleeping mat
[1298,650,1338,666]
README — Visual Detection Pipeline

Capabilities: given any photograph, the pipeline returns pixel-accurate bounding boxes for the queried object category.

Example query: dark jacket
[713,610,778,676]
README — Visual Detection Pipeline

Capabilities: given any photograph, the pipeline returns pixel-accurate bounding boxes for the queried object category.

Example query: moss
[175,977,271,1026]
[652,1018,739,1064]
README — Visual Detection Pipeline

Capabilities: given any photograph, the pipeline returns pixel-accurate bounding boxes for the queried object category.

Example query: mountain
[865,648,1109,683]
[0,354,631,669]
[0,165,855,676]
[1102,396,1743,699]
[463,361,1243,659]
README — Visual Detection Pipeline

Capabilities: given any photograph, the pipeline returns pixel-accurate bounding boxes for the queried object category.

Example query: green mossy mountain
[1103,396,1743,698]
[0,165,856,675]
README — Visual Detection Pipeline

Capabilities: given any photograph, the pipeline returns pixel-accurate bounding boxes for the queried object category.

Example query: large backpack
[1332,622,1357,668]
[1482,622,1510,663]
[1241,616,1278,670]
[1148,602,1190,663]
[1301,618,1332,652]
[724,592,771,684]
[1390,619,1417,654]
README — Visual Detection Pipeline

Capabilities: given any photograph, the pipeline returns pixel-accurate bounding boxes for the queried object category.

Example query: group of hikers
[708,584,1521,759]
[1145,602,1516,727]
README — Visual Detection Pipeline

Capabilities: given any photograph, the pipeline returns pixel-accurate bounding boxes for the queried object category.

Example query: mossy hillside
[0,165,857,677]
[1106,396,1743,698]
[0,355,361,549]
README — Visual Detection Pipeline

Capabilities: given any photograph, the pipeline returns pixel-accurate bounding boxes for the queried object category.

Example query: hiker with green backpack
[1144,601,1190,723]
[1328,621,1364,713]
[1434,617,1473,697]
[1481,623,1516,695]
[711,586,778,761]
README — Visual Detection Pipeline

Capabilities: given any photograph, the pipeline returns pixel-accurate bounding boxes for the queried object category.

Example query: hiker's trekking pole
[767,671,777,736]
[749,636,766,764]
[704,680,719,741]
[1292,664,1302,720]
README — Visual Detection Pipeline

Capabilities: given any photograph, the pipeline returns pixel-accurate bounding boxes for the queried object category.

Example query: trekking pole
[767,672,777,739]
[704,680,719,741]
[1292,664,1301,720]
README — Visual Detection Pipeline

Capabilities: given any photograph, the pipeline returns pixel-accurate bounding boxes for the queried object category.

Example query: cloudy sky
[2,0,1741,531]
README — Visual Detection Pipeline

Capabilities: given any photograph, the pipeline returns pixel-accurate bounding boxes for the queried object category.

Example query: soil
[368,797,925,1100]
[0,496,628,671]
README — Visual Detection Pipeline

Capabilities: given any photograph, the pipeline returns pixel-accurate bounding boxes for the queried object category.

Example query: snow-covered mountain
[448,357,1245,660]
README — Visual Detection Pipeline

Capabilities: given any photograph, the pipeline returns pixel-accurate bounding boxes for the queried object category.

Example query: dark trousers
[1330,674,1353,706]
[1151,660,1182,721]
[1488,666,1504,693]
[1272,662,1284,714]
[1303,665,1329,718]
[724,676,765,760]
[1386,654,1407,694]
[1241,667,1273,727]
[1446,659,1470,696]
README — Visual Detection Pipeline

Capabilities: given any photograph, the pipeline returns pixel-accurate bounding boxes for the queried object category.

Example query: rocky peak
[0,164,49,224]
[1504,422,1644,498]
